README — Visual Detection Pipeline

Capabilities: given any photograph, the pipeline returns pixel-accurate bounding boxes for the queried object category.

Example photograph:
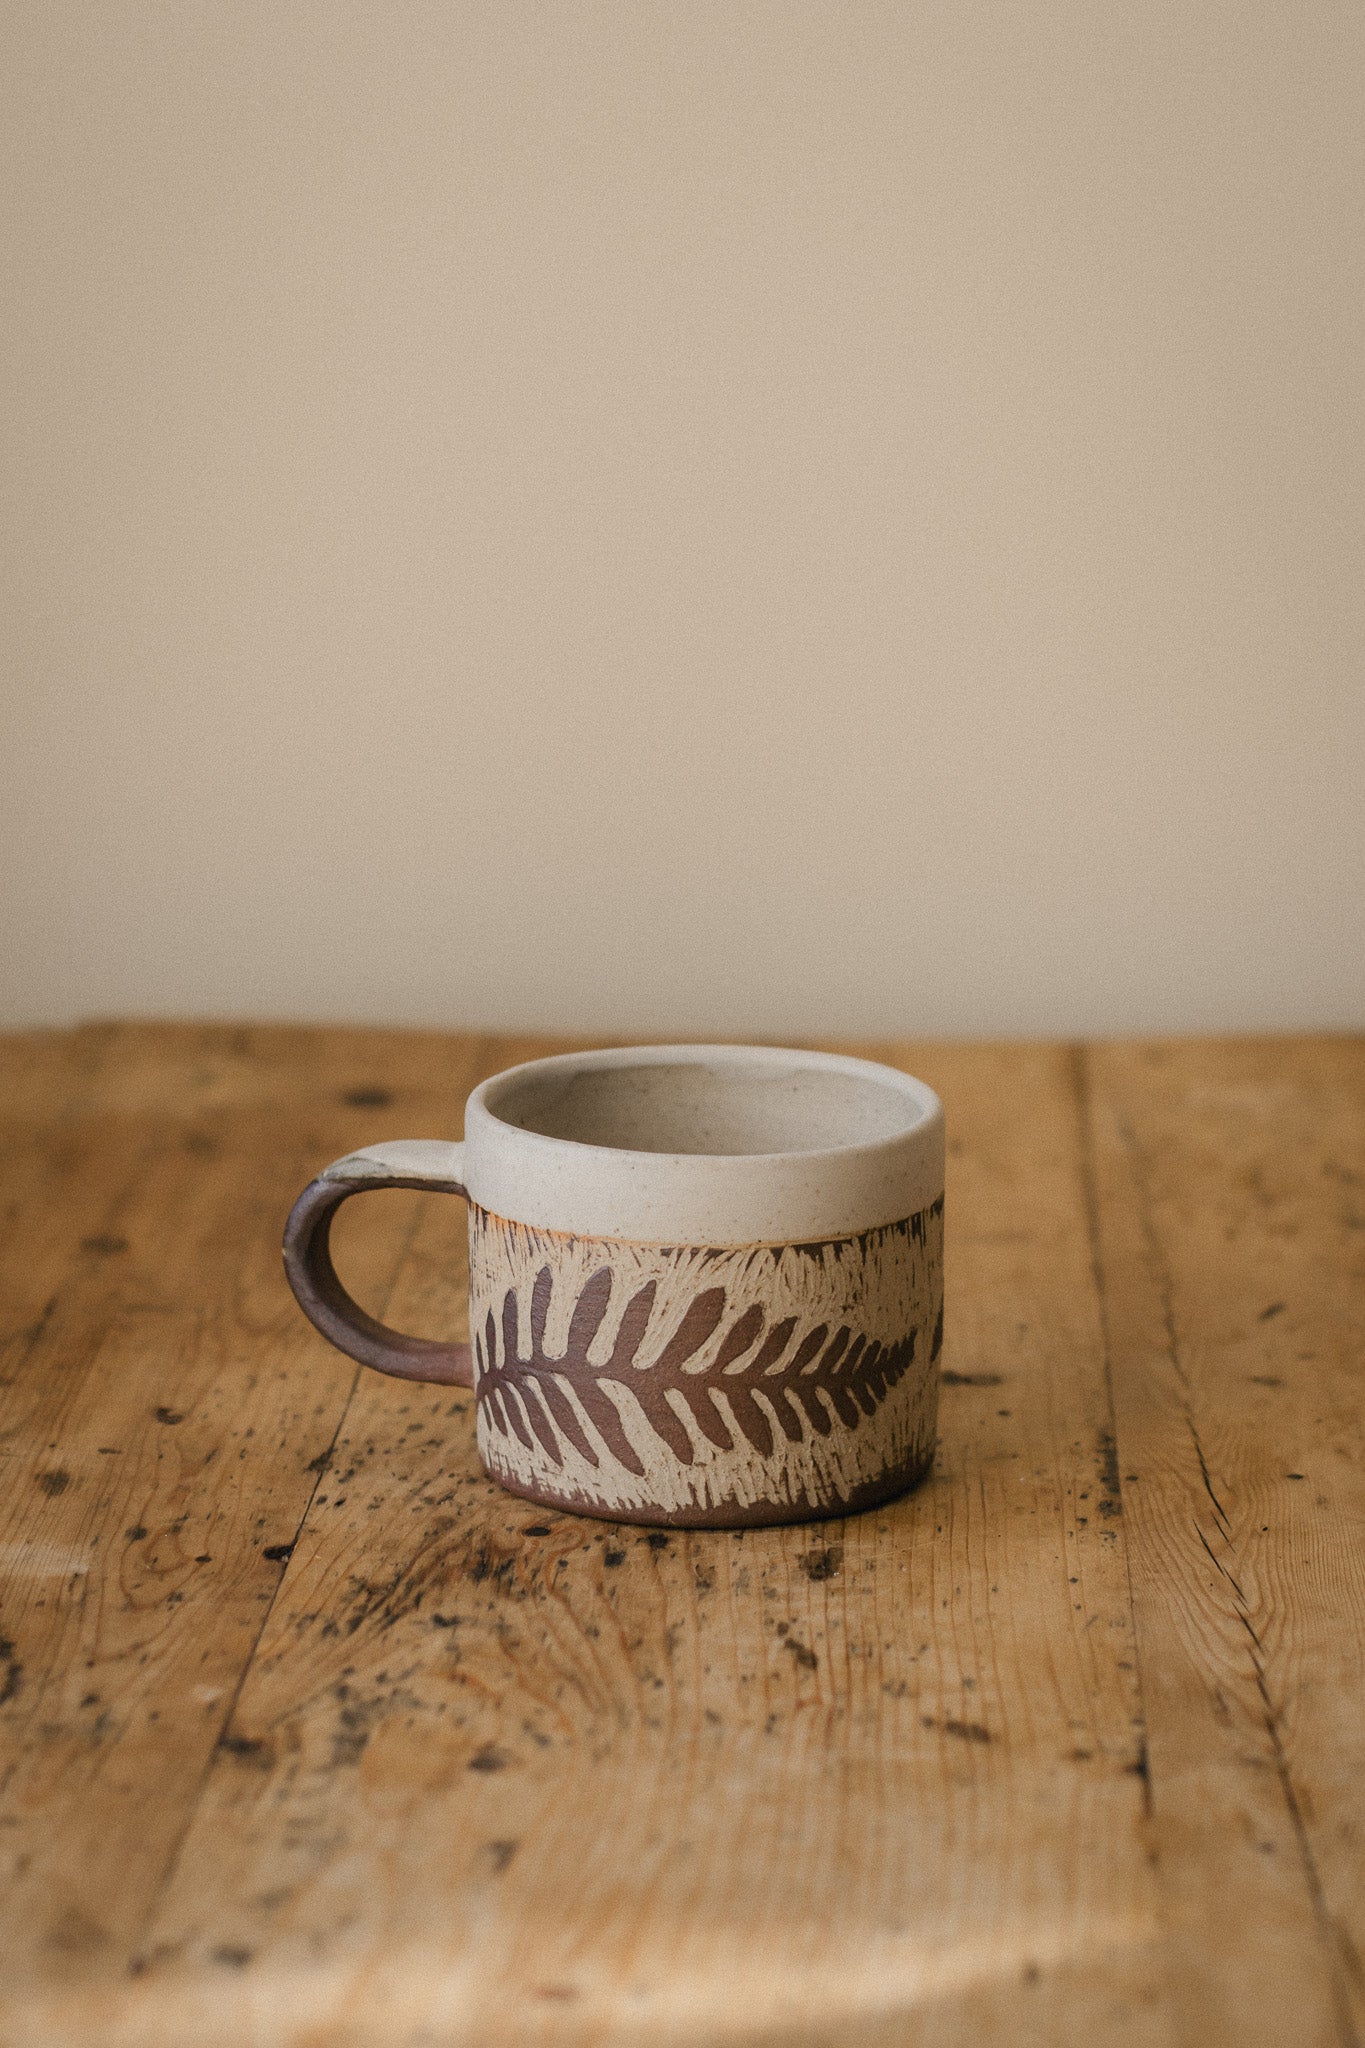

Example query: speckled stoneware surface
[283,1045,945,1528]
[466,1203,942,1525]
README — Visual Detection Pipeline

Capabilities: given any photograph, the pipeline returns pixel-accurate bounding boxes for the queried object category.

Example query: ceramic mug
[282,1044,944,1528]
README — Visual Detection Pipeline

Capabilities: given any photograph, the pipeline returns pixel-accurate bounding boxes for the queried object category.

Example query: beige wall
[3,2,1362,1040]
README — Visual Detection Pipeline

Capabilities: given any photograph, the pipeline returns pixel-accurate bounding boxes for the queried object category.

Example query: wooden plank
[0,1023,494,2024]
[0,1025,128,1391]
[1081,1036,1365,2048]
[36,1039,1166,2048]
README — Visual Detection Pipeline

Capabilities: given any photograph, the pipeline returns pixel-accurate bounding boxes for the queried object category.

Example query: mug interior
[482,1052,925,1158]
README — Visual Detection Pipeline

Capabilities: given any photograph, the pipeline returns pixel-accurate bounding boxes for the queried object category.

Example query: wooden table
[1,1025,1361,2048]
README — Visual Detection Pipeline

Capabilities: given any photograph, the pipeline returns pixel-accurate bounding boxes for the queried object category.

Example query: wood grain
[0,1026,1360,2048]
[0,1026,490,2015]
[1082,1038,1365,2048]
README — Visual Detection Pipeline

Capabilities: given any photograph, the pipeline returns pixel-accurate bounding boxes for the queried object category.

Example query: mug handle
[282,1141,473,1386]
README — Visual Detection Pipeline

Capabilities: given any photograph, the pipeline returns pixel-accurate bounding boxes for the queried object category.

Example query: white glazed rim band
[462,1044,944,1246]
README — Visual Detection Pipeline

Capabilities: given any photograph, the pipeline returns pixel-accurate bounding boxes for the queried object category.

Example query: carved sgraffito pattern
[467,1200,944,1521]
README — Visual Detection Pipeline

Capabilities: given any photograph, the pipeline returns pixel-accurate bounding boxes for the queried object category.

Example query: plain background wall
[3,1,1362,1041]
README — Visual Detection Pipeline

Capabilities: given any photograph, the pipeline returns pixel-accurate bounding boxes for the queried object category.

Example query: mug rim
[462,1044,944,1247]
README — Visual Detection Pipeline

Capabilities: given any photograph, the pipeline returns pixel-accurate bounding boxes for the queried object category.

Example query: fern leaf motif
[468,1200,944,1520]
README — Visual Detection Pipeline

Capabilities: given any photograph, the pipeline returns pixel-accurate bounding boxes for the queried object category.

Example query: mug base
[479,1444,936,1530]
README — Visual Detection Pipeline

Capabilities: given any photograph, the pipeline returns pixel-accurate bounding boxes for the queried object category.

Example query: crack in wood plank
[1069,1045,1155,1830]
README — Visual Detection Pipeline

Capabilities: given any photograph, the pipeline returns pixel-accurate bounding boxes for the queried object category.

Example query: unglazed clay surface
[467,1199,944,1525]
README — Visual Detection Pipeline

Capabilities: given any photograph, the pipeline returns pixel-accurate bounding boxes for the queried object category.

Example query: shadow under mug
[282,1044,944,1528]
